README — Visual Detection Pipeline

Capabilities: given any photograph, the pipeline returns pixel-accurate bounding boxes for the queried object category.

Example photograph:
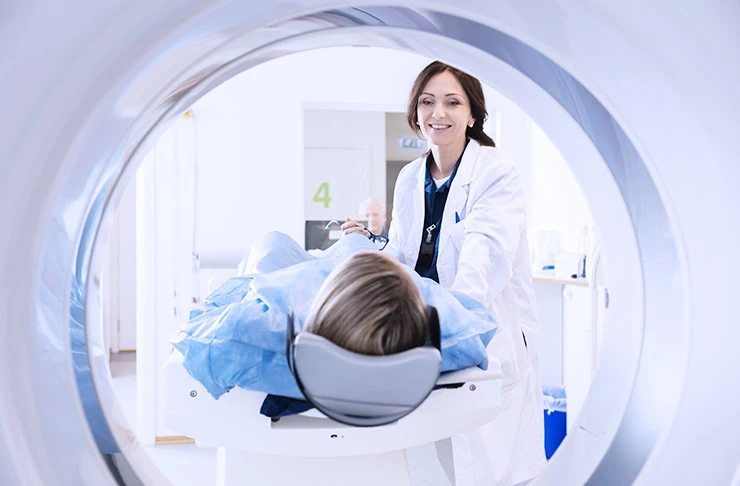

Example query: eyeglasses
[325,220,389,251]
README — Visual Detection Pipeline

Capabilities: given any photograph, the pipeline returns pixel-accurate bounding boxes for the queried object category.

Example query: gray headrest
[287,308,442,427]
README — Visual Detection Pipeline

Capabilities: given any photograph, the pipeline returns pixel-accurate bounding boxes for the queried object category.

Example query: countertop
[532,273,590,287]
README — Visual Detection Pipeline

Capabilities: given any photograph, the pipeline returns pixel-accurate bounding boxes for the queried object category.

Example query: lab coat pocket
[449,221,466,252]
[487,327,527,390]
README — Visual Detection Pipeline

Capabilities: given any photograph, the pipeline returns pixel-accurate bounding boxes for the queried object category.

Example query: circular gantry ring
[0,2,738,485]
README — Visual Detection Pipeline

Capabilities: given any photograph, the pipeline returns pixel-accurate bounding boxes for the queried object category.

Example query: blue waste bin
[542,386,567,459]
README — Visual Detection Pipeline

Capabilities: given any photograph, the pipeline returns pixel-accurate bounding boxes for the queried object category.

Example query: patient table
[164,350,503,485]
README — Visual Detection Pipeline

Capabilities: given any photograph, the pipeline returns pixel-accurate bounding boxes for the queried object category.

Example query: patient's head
[304,251,428,356]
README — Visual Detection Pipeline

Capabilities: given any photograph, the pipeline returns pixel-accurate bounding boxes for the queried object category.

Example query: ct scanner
[0,1,738,485]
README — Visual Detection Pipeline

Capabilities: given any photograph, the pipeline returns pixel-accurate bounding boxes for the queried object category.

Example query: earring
[468,122,475,128]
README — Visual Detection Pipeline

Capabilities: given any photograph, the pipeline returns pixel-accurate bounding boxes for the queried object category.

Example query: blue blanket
[172,232,497,400]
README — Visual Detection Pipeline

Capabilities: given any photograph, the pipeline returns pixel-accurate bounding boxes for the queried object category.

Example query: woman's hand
[341,217,370,237]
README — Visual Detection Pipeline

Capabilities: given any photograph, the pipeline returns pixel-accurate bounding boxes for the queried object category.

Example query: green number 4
[313,182,332,209]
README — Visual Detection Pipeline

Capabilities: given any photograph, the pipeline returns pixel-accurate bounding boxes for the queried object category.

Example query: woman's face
[416,71,474,149]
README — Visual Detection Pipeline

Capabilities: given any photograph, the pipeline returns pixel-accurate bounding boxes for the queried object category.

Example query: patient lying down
[305,250,428,356]
[171,231,497,412]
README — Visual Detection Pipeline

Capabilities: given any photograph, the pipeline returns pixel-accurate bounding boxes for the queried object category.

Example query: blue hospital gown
[171,231,497,400]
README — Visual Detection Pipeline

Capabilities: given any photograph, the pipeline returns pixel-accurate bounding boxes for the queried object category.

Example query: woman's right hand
[341,217,370,237]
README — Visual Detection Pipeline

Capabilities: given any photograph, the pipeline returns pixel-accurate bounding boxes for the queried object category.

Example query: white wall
[191,47,434,268]
[529,123,594,254]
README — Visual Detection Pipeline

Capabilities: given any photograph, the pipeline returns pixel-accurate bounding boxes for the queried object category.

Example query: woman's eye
[421,99,434,105]
[447,100,460,106]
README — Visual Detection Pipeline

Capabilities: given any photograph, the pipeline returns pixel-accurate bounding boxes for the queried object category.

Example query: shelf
[533,275,590,287]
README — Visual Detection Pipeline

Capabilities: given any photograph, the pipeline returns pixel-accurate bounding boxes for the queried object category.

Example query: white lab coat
[386,139,545,486]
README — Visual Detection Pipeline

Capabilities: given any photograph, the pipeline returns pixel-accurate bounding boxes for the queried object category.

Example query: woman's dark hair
[406,61,496,148]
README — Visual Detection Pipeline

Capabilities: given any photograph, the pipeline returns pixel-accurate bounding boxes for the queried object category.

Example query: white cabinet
[534,250,608,431]
[562,285,594,430]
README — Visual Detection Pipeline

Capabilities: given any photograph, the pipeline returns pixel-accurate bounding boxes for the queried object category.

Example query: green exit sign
[399,137,426,149]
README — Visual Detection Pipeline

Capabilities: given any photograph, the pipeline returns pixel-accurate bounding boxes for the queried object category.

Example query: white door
[116,180,138,351]
[103,178,137,354]
[136,112,198,442]
[304,147,370,221]
[303,108,386,249]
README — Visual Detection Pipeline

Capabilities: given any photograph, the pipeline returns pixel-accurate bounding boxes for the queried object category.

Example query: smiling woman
[408,61,496,173]
[386,61,544,485]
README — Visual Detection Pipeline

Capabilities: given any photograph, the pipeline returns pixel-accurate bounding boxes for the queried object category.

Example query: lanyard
[418,223,438,263]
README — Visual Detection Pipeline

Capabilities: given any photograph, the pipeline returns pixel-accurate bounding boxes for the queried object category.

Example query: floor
[110,352,218,486]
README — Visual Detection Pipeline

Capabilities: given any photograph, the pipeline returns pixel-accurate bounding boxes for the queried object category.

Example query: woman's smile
[416,71,474,152]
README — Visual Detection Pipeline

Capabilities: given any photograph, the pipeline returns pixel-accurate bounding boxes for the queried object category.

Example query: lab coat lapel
[393,156,427,267]
[438,140,478,256]
[406,157,427,266]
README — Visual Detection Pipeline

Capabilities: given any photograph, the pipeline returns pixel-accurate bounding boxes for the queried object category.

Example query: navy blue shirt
[414,149,465,282]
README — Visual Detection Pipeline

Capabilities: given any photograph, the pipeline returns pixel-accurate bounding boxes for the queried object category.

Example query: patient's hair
[304,251,428,356]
